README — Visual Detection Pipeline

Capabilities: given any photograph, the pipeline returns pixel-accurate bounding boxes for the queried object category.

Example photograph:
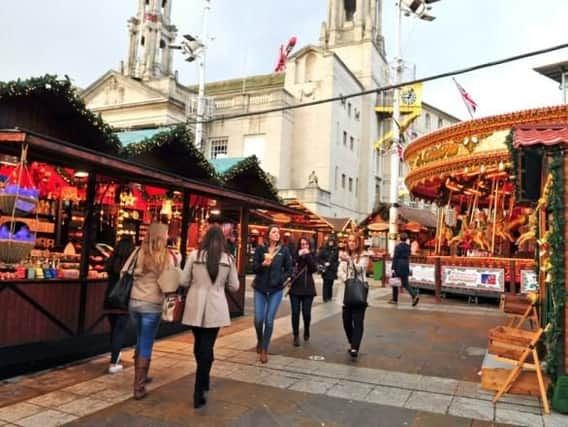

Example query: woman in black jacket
[104,237,135,374]
[289,237,318,346]
[252,225,293,363]
[318,237,339,302]
[390,232,419,306]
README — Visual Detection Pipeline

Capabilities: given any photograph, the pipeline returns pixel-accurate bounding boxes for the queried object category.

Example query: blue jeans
[130,311,161,359]
[254,289,283,351]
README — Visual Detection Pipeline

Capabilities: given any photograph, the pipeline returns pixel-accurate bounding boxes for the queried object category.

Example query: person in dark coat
[318,237,339,302]
[252,225,293,363]
[288,236,318,346]
[390,232,419,306]
[104,237,135,374]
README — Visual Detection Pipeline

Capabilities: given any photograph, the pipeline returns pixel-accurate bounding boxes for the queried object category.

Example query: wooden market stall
[0,75,300,379]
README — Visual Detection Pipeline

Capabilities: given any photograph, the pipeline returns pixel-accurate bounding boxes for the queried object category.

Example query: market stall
[0,75,300,378]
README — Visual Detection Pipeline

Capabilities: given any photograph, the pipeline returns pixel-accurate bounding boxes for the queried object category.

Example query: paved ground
[0,277,566,427]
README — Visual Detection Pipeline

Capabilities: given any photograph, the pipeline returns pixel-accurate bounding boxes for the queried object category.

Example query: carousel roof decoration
[123,124,221,185]
[404,105,568,203]
[0,75,121,154]
[219,155,280,202]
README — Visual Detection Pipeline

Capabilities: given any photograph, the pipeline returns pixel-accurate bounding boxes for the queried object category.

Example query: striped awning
[513,125,568,148]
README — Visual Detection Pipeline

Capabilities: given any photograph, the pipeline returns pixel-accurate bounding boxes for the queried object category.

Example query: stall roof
[211,157,246,175]
[513,124,568,148]
[0,75,120,155]
[533,60,568,84]
[220,156,280,202]
[0,129,301,215]
[115,128,169,146]
[358,203,437,229]
[123,125,221,185]
[324,217,357,233]
[283,199,334,231]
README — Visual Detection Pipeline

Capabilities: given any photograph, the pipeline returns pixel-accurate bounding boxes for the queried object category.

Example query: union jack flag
[453,78,478,118]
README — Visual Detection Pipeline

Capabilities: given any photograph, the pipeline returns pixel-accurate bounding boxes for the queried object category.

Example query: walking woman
[125,223,180,400]
[181,225,240,409]
[390,232,420,306]
[104,237,135,374]
[289,237,318,347]
[338,232,369,358]
[252,225,293,363]
[318,237,339,302]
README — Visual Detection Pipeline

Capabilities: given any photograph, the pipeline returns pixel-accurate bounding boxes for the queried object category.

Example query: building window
[347,102,352,117]
[339,94,345,106]
[350,136,354,151]
[344,0,356,21]
[341,174,346,189]
[343,131,347,146]
[210,137,228,159]
[348,177,353,192]
[355,178,359,197]
[425,113,431,130]
[335,166,339,190]
[438,118,444,128]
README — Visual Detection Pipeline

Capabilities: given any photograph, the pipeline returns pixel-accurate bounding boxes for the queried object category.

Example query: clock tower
[125,0,178,81]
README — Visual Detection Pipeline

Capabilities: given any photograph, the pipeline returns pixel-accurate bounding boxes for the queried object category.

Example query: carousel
[402,105,568,300]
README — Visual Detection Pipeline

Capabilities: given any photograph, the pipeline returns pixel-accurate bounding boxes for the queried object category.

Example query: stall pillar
[78,172,97,335]
[179,190,192,267]
[563,156,568,373]
[509,259,517,294]
[231,206,249,317]
[435,256,442,303]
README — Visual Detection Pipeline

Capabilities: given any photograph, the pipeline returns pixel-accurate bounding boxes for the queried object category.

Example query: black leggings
[192,327,220,393]
[290,295,314,337]
[342,306,366,351]
[322,279,334,301]
[108,313,129,364]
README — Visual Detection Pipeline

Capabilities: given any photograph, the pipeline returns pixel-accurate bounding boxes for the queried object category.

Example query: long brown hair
[141,223,169,274]
[345,232,363,261]
[198,225,229,283]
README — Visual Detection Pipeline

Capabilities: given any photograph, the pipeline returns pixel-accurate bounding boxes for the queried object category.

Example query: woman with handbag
[288,237,318,347]
[389,232,419,306]
[252,225,293,364]
[317,237,339,302]
[180,225,239,409]
[124,223,180,400]
[103,237,135,374]
[338,232,369,359]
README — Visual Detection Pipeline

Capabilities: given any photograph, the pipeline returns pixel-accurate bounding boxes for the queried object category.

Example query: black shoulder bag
[105,248,140,310]
[343,259,369,307]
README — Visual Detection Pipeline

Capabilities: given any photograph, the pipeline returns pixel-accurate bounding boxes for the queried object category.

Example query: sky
[1,0,567,121]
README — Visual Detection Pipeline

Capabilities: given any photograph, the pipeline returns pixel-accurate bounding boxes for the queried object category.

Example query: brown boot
[133,356,150,400]
[133,351,153,383]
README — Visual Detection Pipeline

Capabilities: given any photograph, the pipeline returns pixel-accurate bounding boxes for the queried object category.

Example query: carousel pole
[491,181,500,253]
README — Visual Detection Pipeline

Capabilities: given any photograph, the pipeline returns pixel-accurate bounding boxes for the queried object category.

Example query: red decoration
[274,36,297,72]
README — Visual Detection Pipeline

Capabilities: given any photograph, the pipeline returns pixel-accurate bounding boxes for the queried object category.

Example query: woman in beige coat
[180,225,239,409]
[125,223,180,400]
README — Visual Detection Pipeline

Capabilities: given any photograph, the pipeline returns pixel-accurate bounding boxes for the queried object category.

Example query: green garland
[222,155,280,201]
[544,153,565,383]
[504,130,519,198]
[0,74,120,153]
[123,124,221,184]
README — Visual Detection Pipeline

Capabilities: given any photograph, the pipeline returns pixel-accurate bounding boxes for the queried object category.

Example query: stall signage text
[442,266,504,292]
[520,269,538,293]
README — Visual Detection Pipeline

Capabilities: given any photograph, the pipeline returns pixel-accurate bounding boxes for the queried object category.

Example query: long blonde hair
[140,223,169,274]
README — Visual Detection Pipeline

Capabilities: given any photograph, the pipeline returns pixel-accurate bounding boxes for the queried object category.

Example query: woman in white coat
[180,225,239,409]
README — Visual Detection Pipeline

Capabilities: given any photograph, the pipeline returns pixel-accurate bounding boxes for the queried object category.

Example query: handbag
[105,248,140,310]
[389,277,402,287]
[343,260,369,307]
[161,291,185,322]
[283,265,307,296]
[161,251,185,323]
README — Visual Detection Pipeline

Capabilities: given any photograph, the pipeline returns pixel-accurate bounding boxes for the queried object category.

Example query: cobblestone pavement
[0,278,566,427]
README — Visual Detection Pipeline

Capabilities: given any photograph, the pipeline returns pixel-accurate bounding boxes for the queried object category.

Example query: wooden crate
[481,368,550,397]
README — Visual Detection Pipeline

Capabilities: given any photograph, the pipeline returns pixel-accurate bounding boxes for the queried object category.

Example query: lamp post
[169,0,211,151]
[387,0,439,255]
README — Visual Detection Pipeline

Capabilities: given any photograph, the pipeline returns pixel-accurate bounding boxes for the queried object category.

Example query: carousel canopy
[513,124,568,148]
[0,75,120,155]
